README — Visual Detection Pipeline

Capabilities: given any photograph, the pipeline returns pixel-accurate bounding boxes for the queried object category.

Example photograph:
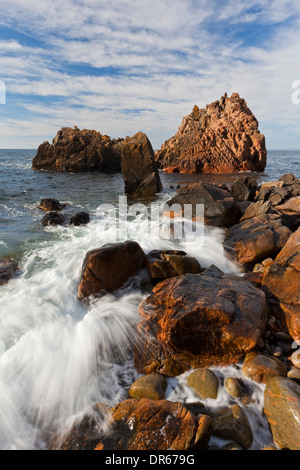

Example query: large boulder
[155,93,267,174]
[134,272,268,376]
[121,132,162,198]
[78,241,146,299]
[52,399,212,450]
[224,214,291,267]
[264,376,300,450]
[262,228,300,342]
[32,126,123,173]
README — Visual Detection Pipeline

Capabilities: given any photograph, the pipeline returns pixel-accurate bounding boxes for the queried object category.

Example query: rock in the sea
[129,374,168,400]
[41,212,66,226]
[69,212,90,226]
[262,227,300,342]
[187,369,219,399]
[242,351,287,384]
[264,376,300,450]
[231,176,258,202]
[164,181,241,226]
[78,241,146,299]
[38,198,65,212]
[121,132,162,198]
[146,250,201,282]
[155,93,267,174]
[0,259,19,286]
[224,214,291,267]
[32,127,123,173]
[211,404,253,449]
[134,272,267,376]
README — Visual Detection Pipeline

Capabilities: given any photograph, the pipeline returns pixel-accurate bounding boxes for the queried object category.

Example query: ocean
[0,149,299,449]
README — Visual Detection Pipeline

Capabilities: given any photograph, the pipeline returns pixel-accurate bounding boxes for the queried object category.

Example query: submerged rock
[0,259,19,286]
[134,272,268,376]
[155,93,267,174]
[38,198,65,212]
[78,241,146,299]
[264,376,300,450]
[41,212,66,226]
[69,212,90,226]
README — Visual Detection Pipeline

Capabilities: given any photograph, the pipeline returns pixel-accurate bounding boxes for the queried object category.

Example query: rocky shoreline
[3,172,295,451]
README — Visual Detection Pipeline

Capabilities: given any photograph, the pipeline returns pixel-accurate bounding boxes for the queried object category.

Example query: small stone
[190,415,212,450]
[291,349,300,368]
[128,374,168,400]
[272,347,283,358]
[274,332,292,342]
[262,445,278,450]
[221,442,243,450]
[287,369,300,382]
[185,402,206,416]
[187,369,219,399]
[224,377,242,398]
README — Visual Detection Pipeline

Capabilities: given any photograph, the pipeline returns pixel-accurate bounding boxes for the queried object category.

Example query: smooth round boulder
[242,351,287,384]
[129,374,168,400]
[187,369,219,399]
[224,377,242,398]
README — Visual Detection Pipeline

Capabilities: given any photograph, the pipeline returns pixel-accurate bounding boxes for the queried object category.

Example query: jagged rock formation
[155,93,267,173]
[32,127,162,198]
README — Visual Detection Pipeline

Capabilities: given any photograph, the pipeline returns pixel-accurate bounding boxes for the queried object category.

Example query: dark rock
[134,272,267,376]
[211,405,253,449]
[0,259,19,286]
[231,176,258,201]
[146,250,201,282]
[41,212,66,226]
[69,212,90,226]
[121,132,162,198]
[78,241,146,299]
[38,198,65,212]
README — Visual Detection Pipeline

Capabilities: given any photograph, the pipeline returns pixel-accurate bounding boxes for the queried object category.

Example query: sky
[0,0,300,150]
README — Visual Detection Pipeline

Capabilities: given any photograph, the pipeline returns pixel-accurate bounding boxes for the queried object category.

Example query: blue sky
[0,0,300,150]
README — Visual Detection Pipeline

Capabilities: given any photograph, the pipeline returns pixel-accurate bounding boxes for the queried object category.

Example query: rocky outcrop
[32,127,162,198]
[262,228,300,342]
[33,127,123,173]
[0,259,19,286]
[134,271,267,376]
[155,93,267,174]
[78,241,146,299]
[121,132,162,198]
[264,376,300,450]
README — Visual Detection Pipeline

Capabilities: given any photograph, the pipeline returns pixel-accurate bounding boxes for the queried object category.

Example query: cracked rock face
[155,93,267,174]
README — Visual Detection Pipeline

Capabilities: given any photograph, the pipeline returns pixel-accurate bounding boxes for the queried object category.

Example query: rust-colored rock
[155,93,267,174]
[224,214,291,267]
[134,272,268,376]
[146,250,201,282]
[121,132,162,198]
[78,241,146,299]
[264,376,300,450]
[32,126,123,173]
[262,228,300,342]
[242,351,287,384]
